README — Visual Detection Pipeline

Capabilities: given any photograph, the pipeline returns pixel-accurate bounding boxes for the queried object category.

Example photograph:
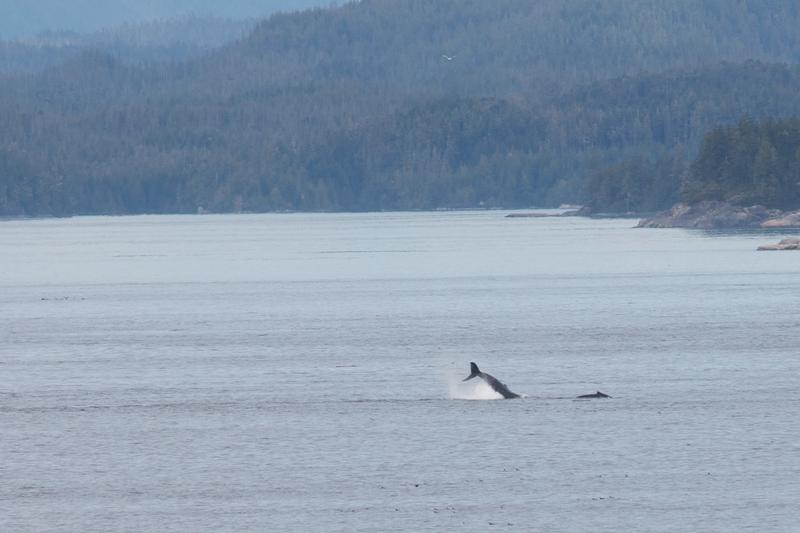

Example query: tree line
[683,118,800,208]
[587,116,800,213]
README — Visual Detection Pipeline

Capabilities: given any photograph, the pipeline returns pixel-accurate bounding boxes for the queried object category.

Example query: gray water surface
[2,211,800,532]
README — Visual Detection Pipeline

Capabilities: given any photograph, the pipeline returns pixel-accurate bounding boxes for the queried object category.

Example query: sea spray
[444,367,503,400]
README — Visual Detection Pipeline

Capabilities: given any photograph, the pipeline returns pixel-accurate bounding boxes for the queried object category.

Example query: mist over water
[2,211,800,532]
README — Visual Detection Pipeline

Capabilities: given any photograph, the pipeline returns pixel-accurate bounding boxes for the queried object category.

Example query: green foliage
[683,118,800,207]
[586,153,685,213]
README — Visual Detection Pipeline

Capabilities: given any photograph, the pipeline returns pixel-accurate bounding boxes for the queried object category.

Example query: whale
[462,362,520,399]
[576,391,611,399]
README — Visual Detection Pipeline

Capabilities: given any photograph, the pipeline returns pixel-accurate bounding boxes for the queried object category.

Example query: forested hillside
[3,0,800,216]
[683,118,800,208]
[228,0,800,98]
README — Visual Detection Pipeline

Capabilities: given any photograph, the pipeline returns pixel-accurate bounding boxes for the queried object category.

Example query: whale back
[481,372,520,399]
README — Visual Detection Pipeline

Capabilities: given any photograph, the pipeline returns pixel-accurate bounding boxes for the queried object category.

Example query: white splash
[445,368,503,400]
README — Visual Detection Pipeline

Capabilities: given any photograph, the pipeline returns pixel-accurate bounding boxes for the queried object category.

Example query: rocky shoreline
[636,201,800,229]
[757,238,800,251]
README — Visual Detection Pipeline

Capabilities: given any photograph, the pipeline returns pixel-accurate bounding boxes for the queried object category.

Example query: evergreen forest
[3,0,800,216]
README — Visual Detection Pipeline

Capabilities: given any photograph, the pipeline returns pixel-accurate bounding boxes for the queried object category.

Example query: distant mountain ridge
[226,0,800,98]
[2,0,800,216]
[0,0,327,39]
[0,16,257,75]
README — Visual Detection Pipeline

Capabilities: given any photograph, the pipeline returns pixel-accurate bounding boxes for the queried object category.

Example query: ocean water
[2,211,800,532]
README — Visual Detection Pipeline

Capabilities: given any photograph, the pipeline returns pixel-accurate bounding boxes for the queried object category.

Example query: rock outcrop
[757,238,800,251]
[637,201,781,229]
[760,212,800,228]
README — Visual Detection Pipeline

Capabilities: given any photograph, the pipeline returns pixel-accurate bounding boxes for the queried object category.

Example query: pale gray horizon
[0,0,332,39]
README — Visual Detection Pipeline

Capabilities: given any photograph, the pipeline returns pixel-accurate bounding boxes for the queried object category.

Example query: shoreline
[636,201,800,230]
[0,206,563,223]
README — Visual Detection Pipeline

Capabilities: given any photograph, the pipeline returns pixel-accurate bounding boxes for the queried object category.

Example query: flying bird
[441,54,456,61]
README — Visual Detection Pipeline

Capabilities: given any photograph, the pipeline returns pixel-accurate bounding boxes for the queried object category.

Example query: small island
[582,118,800,230]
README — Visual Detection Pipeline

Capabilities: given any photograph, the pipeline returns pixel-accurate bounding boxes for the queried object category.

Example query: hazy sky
[0,0,330,39]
